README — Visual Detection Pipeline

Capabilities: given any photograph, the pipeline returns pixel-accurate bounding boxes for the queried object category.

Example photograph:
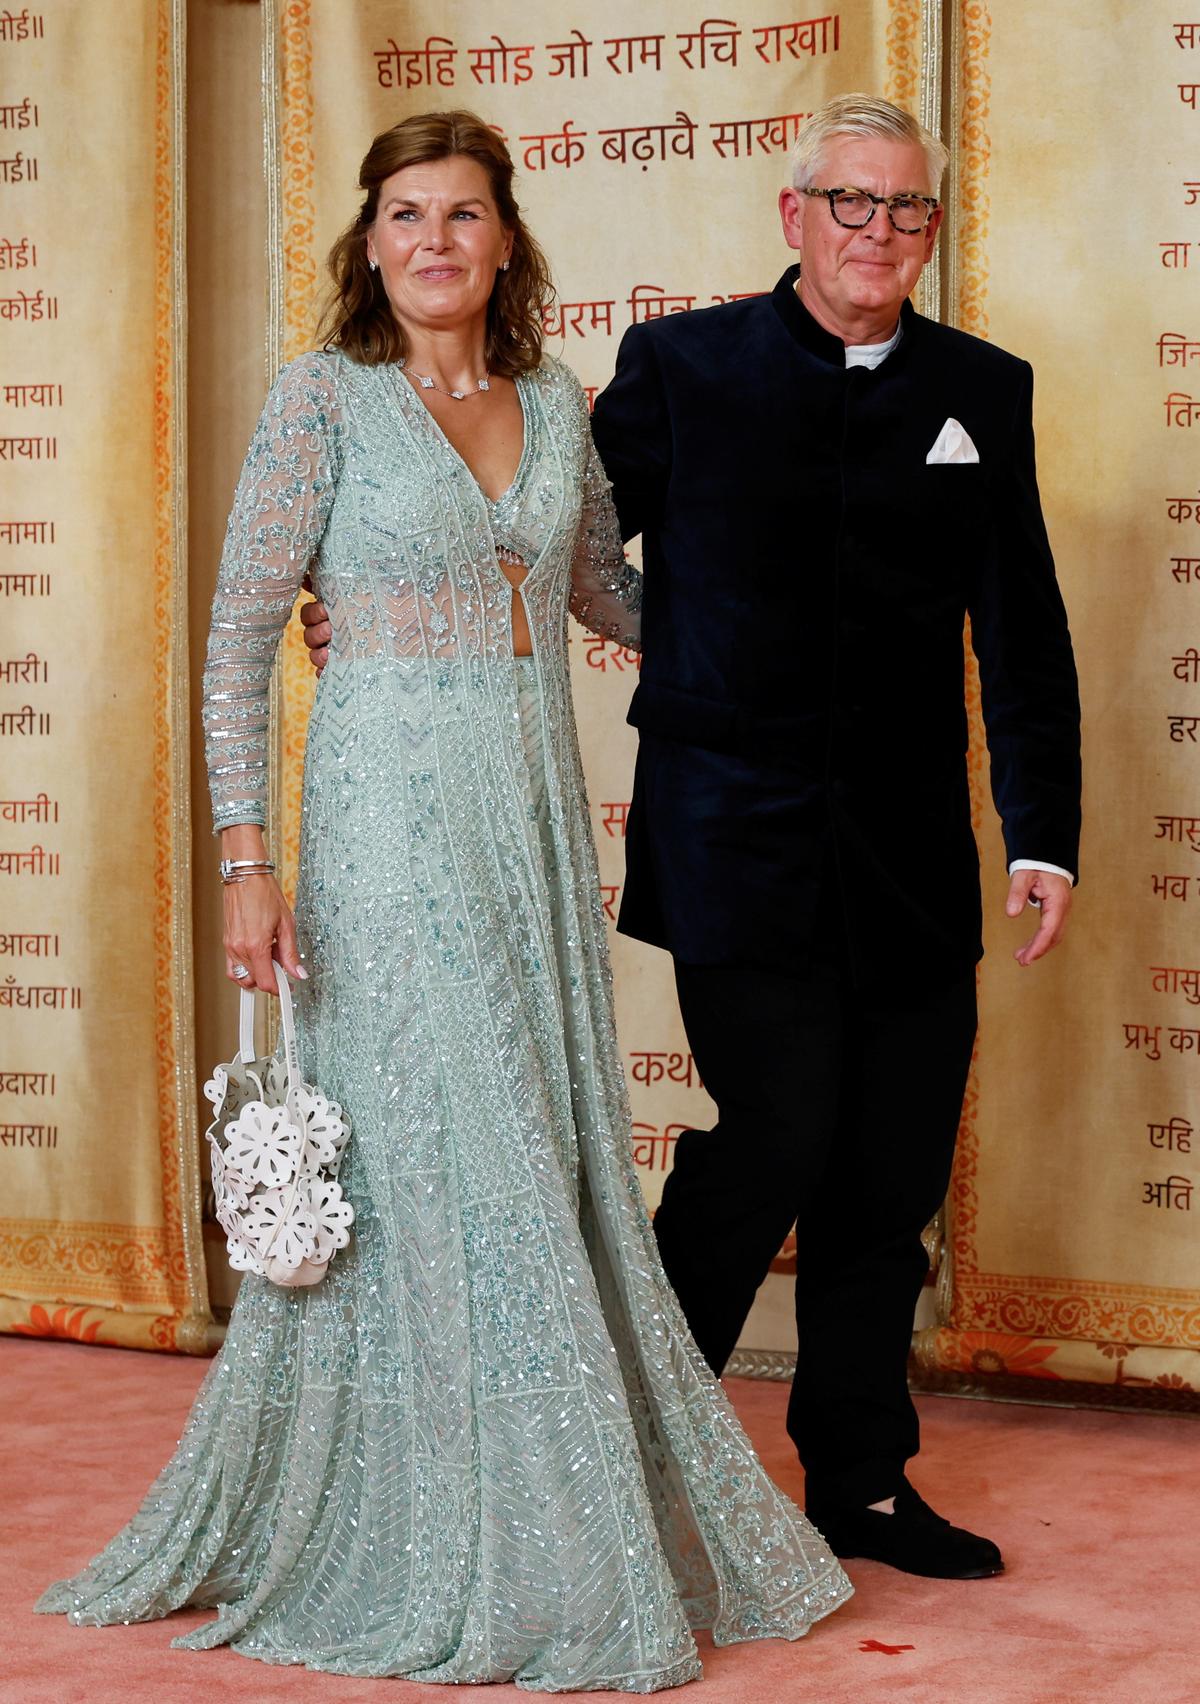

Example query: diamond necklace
[402,361,490,402]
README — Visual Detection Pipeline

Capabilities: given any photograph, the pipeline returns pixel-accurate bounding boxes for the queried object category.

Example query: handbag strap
[237,984,256,1062]
[234,962,306,1271]
[272,958,302,1119]
[236,961,299,1097]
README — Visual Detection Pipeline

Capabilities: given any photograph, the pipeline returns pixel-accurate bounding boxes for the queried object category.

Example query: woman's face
[366,154,513,342]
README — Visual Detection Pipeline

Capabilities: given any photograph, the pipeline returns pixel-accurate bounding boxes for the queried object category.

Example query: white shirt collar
[844,322,903,370]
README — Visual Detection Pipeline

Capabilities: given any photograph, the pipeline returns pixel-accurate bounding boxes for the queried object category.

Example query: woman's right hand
[223,874,306,995]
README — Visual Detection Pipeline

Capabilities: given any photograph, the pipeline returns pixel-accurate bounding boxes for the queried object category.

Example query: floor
[4,1338,1197,1704]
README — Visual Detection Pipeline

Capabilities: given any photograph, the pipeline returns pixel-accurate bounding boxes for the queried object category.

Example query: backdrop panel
[0,0,209,1353]
[263,0,935,1242]
[914,0,1200,1399]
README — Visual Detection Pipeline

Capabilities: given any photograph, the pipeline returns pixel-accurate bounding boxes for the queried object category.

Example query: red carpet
[4,1339,1196,1703]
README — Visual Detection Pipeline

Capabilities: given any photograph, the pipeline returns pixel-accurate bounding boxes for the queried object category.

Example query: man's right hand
[300,598,332,675]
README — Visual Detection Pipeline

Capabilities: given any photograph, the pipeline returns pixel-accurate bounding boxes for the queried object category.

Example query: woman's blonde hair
[789,93,949,194]
[320,110,554,375]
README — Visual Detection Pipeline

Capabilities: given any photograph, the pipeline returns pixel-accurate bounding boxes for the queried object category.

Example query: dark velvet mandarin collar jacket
[590,266,1082,984]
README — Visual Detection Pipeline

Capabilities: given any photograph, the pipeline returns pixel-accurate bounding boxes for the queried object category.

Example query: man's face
[778,134,943,338]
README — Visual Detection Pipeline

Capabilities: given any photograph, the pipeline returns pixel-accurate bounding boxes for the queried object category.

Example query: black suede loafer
[806,1480,1005,1579]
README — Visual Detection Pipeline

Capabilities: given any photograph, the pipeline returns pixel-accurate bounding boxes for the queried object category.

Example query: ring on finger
[231,963,250,979]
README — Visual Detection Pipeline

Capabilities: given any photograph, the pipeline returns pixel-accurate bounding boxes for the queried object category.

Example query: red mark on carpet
[859,1639,916,1655]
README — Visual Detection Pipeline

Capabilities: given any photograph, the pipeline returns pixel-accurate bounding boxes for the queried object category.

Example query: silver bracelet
[219,857,276,885]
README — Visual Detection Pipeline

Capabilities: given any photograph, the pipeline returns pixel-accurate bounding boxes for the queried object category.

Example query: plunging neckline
[397,365,533,510]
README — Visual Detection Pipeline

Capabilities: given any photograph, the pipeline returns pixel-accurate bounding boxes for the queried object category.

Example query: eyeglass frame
[800,185,942,233]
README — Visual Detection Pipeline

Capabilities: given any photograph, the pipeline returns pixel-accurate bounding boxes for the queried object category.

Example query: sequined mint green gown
[37,351,851,1689]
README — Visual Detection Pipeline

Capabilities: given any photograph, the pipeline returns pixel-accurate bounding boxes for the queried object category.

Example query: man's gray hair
[789,93,949,195]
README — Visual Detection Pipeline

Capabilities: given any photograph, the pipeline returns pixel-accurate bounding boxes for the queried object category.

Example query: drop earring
[369,258,377,272]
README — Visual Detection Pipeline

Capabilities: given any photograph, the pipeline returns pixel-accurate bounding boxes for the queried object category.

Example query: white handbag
[202,960,353,1288]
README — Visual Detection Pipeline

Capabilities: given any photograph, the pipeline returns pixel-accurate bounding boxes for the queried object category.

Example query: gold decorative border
[0,1218,173,1304]
[737,1334,1200,1399]
[884,0,922,110]
[0,1294,195,1353]
[955,0,991,339]
[280,0,317,369]
[263,0,318,911]
[154,0,209,1347]
[735,1336,1200,1400]
[885,1,942,322]
[932,3,1200,1388]
[0,0,209,1355]
[952,1276,1200,1347]
[935,0,991,1337]
[913,1330,1200,1400]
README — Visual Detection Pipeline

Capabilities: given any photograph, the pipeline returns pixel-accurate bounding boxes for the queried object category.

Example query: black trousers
[652,956,978,1511]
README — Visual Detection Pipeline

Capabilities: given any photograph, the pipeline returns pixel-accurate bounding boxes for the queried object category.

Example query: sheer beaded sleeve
[568,416,643,653]
[202,354,344,833]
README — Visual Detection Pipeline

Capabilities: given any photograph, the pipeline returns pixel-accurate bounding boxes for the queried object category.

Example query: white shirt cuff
[1008,859,1076,884]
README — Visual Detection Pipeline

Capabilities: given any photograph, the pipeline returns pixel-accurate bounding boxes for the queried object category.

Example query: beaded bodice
[202,350,641,833]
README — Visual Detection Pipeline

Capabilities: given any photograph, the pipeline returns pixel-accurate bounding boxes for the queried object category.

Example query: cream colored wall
[0,0,212,1349]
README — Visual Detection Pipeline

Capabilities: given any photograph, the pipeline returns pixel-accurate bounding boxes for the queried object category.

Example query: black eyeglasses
[802,186,941,234]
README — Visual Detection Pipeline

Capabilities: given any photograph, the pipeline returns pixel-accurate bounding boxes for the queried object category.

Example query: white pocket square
[926,418,979,464]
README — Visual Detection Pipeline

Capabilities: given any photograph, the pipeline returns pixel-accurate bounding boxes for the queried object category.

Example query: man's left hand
[1005,869,1072,967]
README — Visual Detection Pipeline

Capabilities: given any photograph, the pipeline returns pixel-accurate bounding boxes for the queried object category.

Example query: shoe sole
[834,1549,1005,1580]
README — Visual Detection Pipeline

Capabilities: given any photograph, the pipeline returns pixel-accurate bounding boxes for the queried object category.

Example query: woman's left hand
[224,874,307,995]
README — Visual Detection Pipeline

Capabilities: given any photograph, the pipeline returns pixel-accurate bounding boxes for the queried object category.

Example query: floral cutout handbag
[203,960,353,1287]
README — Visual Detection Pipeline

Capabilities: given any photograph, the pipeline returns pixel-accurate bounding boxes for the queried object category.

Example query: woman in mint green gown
[37,111,850,1691]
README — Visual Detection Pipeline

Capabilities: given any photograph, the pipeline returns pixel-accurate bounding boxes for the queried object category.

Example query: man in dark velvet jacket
[589,94,1081,1580]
